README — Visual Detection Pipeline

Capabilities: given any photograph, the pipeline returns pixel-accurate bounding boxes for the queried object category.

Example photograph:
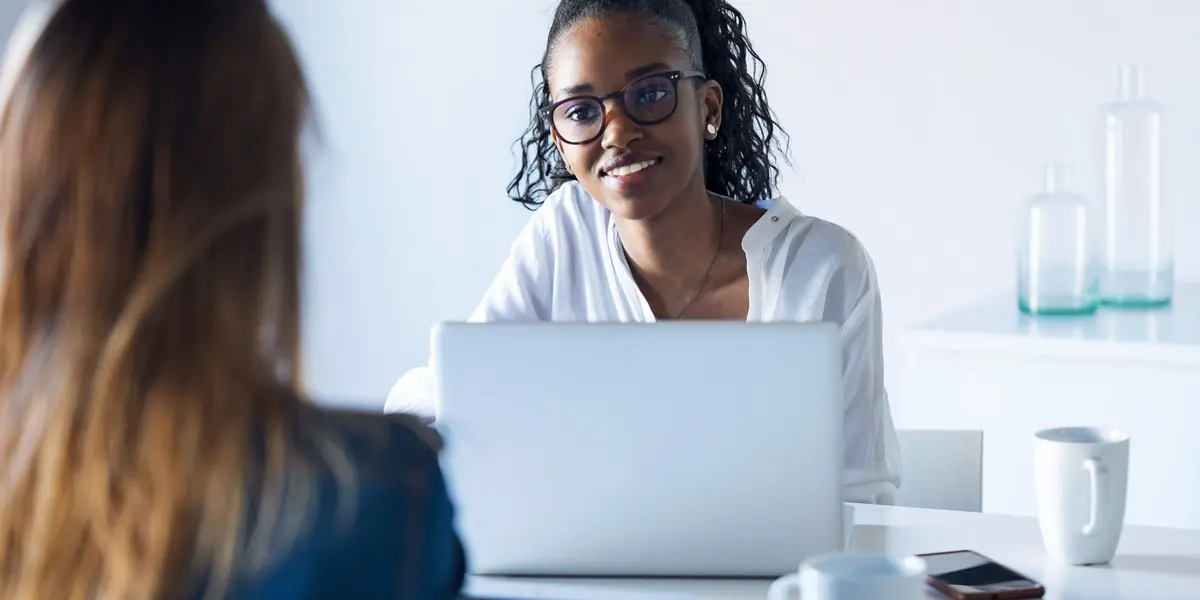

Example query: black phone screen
[923,551,1041,594]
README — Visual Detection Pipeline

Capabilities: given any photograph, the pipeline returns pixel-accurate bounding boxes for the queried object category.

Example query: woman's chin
[594,191,674,222]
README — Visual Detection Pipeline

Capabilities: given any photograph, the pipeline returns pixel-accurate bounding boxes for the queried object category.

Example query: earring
[706,122,718,137]
[564,162,574,175]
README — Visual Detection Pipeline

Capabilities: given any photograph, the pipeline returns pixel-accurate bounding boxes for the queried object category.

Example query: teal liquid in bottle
[1018,163,1099,316]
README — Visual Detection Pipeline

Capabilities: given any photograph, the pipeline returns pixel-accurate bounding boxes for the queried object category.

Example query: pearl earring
[706,123,718,137]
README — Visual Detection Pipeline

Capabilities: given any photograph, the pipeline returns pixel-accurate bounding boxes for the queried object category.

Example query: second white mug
[1033,426,1130,565]
[767,552,926,600]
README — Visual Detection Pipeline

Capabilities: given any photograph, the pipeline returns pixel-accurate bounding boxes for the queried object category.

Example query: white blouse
[388,182,902,504]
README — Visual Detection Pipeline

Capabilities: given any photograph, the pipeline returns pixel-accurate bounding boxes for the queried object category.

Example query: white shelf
[902,282,1200,366]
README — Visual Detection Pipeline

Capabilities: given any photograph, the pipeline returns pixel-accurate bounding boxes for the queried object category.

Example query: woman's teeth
[607,160,657,177]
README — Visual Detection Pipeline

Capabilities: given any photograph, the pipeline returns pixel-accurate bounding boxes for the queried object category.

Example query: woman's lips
[601,157,662,194]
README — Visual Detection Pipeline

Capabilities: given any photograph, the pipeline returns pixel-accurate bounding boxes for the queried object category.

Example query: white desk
[466,504,1200,599]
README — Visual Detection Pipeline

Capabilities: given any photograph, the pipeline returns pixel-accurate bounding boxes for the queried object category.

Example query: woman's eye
[564,104,600,122]
[635,87,669,106]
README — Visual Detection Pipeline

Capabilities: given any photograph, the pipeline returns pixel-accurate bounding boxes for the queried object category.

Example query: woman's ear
[700,80,724,140]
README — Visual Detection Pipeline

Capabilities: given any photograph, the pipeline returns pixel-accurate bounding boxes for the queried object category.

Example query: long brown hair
[0,1,330,598]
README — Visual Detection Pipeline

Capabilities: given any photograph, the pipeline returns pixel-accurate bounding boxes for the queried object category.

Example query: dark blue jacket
[212,409,466,600]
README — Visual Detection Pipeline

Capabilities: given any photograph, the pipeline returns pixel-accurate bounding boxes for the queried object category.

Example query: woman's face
[546,14,722,221]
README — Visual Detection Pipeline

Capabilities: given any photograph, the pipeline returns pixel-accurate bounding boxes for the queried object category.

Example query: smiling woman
[504,0,794,322]
[509,0,787,214]
[387,0,903,505]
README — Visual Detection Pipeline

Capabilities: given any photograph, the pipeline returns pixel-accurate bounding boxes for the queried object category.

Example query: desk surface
[466,504,1200,600]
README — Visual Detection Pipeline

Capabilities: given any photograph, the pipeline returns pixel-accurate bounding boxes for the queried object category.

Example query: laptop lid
[433,321,844,577]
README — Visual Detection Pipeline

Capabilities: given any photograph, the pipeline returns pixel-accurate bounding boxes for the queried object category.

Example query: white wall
[276,1,557,407]
[277,0,1200,409]
[0,2,23,38]
[0,2,28,55]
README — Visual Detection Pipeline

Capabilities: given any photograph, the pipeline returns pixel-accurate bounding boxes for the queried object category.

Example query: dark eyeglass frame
[542,70,708,145]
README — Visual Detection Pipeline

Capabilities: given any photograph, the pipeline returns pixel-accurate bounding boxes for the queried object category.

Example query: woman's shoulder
[295,405,443,483]
[231,406,464,599]
[763,196,875,278]
[751,196,881,323]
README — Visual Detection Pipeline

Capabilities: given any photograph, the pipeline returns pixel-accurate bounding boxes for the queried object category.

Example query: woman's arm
[834,241,902,504]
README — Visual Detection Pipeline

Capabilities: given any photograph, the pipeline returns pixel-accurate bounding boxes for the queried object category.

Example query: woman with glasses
[0,1,463,598]
[389,0,901,505]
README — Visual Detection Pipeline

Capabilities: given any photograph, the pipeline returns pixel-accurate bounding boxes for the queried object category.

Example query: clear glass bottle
[1099,65,1172,307]
[1018,163,1099,315]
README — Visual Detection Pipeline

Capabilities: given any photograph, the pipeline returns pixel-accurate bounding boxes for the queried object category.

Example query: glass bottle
[1018,163,1099,315]
[1099,65,1172,307]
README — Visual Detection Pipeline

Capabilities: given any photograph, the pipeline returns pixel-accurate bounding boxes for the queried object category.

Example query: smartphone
[918,550,1045,599]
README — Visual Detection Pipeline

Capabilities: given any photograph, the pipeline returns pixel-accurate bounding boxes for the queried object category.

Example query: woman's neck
[614,183,722,290]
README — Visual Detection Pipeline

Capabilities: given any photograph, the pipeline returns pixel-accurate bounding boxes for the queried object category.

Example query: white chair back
[895,429,983,512]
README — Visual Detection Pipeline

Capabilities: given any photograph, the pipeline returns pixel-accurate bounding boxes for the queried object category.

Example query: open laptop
[432,321,844,578]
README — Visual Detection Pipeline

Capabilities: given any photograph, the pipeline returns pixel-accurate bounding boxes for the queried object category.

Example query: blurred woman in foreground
[0,1,464,598]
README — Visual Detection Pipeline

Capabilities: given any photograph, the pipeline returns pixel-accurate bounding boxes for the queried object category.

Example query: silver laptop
[432,321,844,578]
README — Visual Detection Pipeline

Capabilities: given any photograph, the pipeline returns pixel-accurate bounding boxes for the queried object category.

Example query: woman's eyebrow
[624,62,671,79]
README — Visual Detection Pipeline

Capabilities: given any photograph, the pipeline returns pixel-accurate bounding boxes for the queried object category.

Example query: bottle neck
[1042,163,1071,194]
[1118,65,1148,102]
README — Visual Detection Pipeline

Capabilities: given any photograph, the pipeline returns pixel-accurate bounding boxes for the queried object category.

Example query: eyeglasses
[542,70,707,145]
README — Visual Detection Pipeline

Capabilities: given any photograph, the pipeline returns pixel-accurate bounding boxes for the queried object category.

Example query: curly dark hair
[506,0,791,210]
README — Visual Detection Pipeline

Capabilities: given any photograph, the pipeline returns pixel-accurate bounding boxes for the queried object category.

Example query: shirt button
[770,216,779,222]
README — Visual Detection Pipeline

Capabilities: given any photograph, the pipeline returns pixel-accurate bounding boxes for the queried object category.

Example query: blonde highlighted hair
[0,0,337,598]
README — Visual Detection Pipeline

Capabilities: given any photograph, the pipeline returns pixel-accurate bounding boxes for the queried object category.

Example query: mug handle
[1082,457,1109,536]
[766,573,800,600]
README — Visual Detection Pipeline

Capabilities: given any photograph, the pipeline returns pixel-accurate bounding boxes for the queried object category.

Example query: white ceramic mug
[1033,427,1130,565]
[767,552,927,600]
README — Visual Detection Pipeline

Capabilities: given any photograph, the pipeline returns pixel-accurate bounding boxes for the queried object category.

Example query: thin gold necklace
[670,197,726,320]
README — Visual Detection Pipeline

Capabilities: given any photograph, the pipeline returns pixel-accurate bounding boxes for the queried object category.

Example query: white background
[4,1,1198,410]
[0,3,21,37]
